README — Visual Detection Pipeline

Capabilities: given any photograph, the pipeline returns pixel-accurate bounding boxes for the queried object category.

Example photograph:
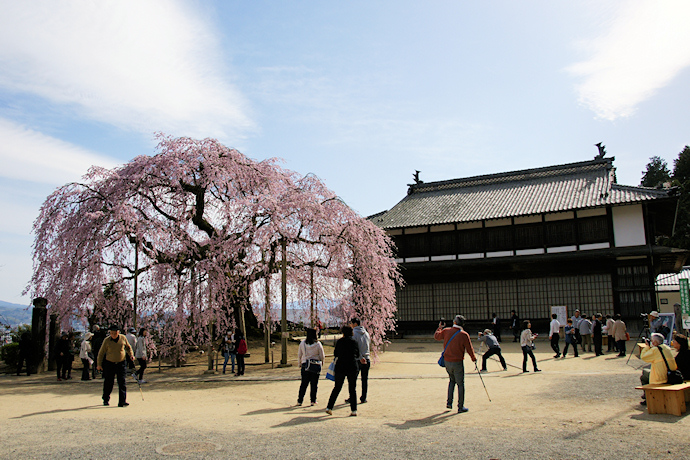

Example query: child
[562,319,579,358]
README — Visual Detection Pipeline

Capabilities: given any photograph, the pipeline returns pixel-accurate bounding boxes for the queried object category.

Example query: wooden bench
[635,382,690,416]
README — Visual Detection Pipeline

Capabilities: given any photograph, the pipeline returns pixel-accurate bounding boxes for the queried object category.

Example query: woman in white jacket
[297,328,325,406]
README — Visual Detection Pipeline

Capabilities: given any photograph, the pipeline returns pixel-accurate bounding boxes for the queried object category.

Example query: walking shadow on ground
[384,411,457,430]
[11,405,104,419]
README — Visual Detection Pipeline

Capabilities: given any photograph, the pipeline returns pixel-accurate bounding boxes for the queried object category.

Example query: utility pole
[133,237,139,328]
[280,238,289,366]
[310,263,315,328]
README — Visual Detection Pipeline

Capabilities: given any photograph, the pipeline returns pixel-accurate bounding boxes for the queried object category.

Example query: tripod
[626,322,651,366]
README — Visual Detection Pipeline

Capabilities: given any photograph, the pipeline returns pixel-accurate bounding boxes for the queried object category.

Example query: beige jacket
[97,334,134,367]
[611,320,627,341]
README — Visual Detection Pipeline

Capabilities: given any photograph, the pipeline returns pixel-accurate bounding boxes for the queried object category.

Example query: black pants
[563,342,578,357]
[493,326,501,343]
[297,367,319,403]
[357,360,370,401]
[16,353,30,376]
[522,346,539,371]
[137,358,147,380]
[513,326,520,342]
[550,335,560,356]
[607,335,617,352]
[102,360,127,405]
[327,370,357,412]
[616,340,626,356]
[482,347,506,370]
[56,356,64,379]
[236,354,245,375]
[593,334,603,355]
[81,358,91,380]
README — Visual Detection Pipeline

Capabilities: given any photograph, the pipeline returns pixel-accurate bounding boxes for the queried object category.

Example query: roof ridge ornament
[594,142,606,160]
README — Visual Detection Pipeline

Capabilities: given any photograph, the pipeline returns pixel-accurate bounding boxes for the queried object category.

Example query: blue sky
[1,1,689,305]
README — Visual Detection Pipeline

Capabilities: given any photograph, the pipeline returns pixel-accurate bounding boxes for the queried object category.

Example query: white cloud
[567,1,690,120]
[0,118,119,185]
[0,0,253,140]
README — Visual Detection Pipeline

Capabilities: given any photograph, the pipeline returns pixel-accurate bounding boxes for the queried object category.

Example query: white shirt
[549,319,560,337]
[298,341,325,365]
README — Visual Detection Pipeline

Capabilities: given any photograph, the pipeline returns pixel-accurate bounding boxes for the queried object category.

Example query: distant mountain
[0,301,32,327]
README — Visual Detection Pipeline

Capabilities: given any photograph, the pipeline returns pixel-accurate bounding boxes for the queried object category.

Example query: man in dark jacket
[55,332,70,381]
[91,325,106,379]
[593,314,604,356]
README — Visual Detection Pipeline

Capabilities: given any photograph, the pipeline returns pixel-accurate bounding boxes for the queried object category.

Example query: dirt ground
[1,337,689,459]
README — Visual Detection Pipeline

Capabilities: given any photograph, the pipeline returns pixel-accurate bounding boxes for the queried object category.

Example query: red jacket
[236,339,247,355]
[434,326,476,363]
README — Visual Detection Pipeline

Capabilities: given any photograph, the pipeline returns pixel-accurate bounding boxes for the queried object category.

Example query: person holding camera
[478,329,507,372]
[434,315,476,413]
[638,333,679,405]
[520,320,541,373]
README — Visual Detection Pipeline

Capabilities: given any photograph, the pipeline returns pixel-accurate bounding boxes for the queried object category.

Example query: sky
[1,0,689,306]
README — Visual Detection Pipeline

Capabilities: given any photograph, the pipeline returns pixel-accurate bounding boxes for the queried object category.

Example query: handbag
[325,359,337,381]
[438,329,462,367]
[304,358,322,374]
[625,332,630,341]
[658,345,684,385]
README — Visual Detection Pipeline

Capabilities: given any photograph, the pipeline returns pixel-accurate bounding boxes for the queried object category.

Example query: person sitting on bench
[638,333,678,405]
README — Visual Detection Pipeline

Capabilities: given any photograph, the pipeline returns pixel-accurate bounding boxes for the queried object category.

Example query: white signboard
[551,306,567,327]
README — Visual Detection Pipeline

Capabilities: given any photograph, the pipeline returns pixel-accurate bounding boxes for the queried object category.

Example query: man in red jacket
[434,315,477,413]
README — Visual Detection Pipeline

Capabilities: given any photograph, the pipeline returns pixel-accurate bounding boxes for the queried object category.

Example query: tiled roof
[656,266,690,287]
[372,157,673,229]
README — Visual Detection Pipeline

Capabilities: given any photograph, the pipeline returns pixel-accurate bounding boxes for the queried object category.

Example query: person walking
[478,329,507,372]
[79,332,94,381]
[97,325,135,407]
[347,318,371,404]
[326,325,360,416]
[510,310,520,342]
[221,330,236,375]
[235,331,247,376]
[520,320,541,373]
[562,319,579,358]
[296,328,325,406]
[571,310,583,347]
[611,314,627,357]
[434,315,477,413]
[134,328,148,383]
[16,332,32,376]
[549,313,561,358]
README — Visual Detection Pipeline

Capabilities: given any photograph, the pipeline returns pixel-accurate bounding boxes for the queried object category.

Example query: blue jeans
[223,352,236,373]
[445,360,465,409]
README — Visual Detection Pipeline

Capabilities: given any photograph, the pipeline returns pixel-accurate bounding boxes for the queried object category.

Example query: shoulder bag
[438,329,462,367]
[658,345,684,385]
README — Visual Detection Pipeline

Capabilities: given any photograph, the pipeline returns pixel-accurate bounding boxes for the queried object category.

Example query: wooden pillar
[280,239,289,366]
[30,297,48,374]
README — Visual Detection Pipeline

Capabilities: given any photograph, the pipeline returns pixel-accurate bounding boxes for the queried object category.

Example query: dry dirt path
[1,340,688,459]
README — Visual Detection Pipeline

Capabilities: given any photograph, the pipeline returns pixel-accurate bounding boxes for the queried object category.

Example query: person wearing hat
[478,328,507,372]
[97,325,135,407]
[79,332,94,381]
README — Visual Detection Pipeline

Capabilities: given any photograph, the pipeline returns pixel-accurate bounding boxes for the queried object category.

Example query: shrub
[1,342,19,370]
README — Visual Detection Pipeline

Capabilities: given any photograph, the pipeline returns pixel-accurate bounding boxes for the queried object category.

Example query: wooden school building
[371,156,687,332]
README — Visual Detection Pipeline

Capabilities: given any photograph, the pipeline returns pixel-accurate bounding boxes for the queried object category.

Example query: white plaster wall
[612,204,646,247]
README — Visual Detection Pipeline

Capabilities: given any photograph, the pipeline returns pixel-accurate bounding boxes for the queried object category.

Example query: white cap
[650,311,659,317]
